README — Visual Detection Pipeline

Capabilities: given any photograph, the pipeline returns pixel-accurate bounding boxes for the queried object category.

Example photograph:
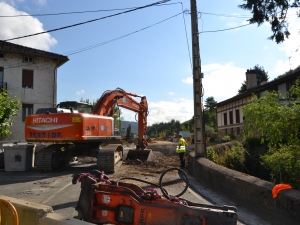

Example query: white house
[0,41,68,141]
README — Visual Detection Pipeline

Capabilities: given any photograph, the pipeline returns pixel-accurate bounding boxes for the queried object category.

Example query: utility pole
[190,0,206,157]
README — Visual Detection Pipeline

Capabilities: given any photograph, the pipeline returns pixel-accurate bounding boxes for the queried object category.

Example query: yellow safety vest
[176,138,186,153]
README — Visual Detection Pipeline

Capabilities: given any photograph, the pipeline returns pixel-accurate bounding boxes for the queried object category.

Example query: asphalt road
[0,158,273,225]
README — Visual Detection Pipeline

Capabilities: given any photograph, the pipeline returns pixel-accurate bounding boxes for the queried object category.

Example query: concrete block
[0,195,53,225]
[39,213,95,225]
[4,143,34,171]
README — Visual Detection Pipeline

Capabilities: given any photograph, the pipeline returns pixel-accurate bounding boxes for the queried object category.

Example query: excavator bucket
[124,149,153,162]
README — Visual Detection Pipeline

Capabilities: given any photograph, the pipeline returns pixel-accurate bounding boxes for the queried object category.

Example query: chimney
[246,69,257,89]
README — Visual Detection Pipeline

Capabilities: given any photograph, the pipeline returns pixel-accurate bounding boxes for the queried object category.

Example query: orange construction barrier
[0,198,19,225]
[272,184,292,198]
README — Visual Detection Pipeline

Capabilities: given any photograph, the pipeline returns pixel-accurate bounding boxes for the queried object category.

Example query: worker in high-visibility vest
[176,133,187,168]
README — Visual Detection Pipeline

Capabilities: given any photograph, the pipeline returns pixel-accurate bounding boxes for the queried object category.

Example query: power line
[0,1,186,18]
[3,0,170,42]
[198,23,252,34]
[198,11,251,18]
[66,11,184,56]
[181,8,192,71]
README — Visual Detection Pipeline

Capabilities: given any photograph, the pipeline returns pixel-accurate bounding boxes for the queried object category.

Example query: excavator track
[97,144,123,173]
[35,144,68,171]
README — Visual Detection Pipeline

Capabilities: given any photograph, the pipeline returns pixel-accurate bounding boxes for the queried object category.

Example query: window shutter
[22,70,33,88]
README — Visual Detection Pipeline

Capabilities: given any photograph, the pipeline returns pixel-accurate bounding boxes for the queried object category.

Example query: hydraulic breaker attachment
[73,169,238,225]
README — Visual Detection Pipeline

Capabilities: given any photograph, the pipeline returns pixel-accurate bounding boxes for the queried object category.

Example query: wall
[187,153,300,225]
[0,53,58,141]
[216,95,251,139]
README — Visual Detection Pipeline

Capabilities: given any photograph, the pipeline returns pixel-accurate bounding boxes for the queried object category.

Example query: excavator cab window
[57,101,93,113]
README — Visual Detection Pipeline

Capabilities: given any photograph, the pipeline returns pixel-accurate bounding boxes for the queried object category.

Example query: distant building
[0,41,68,141]
[216,69,300,139]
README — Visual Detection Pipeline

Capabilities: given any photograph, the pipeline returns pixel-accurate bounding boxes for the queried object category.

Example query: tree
[203,97,217,129]
[0,91,20,137]
[238,65,269,94]
[242,83,300,189]
[112,106,124,130]
[239,0,300,43]
[204,96,217,111]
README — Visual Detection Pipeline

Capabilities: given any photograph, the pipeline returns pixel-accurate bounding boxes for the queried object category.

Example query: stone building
[0,41,68,141]
[216,69,300,139]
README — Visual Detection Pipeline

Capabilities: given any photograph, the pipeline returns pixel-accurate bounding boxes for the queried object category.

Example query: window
[0,54,4,59]
[229,111,233,124]
[22,104,33,121]
[237,127,240,135]
[0,67,3,85]
[24,56,34,63]
[236,109,240,123]
[22,69,33,88]
[224,112,227,125]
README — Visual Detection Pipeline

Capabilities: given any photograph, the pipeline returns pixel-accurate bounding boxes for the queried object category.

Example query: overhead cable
[0,1,185,18]
[66,11,184,56]
[198,23,252,34]
[3,0,170,42]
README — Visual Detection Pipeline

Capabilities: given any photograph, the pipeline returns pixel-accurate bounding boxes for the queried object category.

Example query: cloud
[271,9,300,76]
[182,77,193,84]
[36,0,47,6]
[182,63,245,101]
[0,2,56,50]
[120,98,193,126]
[168,92,175,95]
[1,0,24,6]
[76,90,85,95]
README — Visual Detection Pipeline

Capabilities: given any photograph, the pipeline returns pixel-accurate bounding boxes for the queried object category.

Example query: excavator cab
[57,101,93,113]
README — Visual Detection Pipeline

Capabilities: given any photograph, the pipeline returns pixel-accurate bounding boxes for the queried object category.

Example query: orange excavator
[25,88,150,172]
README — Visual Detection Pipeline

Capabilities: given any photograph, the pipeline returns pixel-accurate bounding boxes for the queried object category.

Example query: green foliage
[0,91,20,137]
[242,91,300,147]
[205,124,216,138]
[208,141,246,171]
[261,144,300,189]
[242,81,300,188]
[228,133,235,140]
[204,96,217,128]
[239,0,299,43]
[207,147,217,163]
[147,119,181,138]
[245,137,263,149]
[221,135,231,143]
[112,107,123,130]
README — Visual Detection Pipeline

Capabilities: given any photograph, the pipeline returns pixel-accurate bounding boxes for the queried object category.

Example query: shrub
[228,133,235,140]
[207,147,217,163]
[245,137,263,149]
[262,144,300,190]
[207,141,246,172]
[221,135,231,143]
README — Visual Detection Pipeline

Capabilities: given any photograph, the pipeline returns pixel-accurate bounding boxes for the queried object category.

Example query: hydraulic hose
[116,167,189,199]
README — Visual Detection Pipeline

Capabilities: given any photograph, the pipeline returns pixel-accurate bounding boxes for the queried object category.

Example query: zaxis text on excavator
[24,88,150,172]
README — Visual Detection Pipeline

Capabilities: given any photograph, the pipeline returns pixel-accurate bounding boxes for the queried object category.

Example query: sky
[1,0,299,125]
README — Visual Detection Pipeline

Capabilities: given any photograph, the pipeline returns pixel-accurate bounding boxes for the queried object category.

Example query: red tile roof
[0,40,68,66]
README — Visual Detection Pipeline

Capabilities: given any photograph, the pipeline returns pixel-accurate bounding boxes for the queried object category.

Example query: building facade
[216,69,300,139]
[0,41,68,141]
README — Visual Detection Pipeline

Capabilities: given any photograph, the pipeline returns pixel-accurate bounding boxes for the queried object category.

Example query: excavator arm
[92,88,148,149]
